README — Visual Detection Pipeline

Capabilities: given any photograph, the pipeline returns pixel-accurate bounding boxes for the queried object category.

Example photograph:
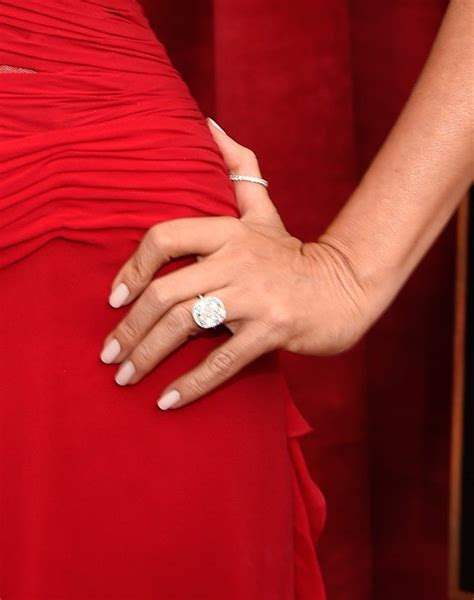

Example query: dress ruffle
[284,381,327,599]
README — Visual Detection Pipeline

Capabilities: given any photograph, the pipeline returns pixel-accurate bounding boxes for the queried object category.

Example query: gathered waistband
[0,0,197,136]
[0,0,171,76]
[0,0,240,271]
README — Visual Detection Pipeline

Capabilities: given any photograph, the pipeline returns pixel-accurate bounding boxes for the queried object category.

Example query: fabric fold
[284,383,327,599]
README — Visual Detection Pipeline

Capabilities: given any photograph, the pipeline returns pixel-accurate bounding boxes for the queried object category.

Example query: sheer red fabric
[0,1,326,598]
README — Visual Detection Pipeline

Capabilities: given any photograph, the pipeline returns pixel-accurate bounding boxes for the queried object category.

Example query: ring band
[192,294,227,329]
[229,174,269,188]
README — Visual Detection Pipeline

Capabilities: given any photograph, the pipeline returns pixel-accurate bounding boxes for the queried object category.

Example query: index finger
[108,216,239,308]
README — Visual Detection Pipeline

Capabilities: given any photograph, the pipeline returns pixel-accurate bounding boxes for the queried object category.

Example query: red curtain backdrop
[141,2,452,598]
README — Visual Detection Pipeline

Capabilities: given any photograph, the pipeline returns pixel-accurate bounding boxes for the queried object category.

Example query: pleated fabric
[0,2,326,598]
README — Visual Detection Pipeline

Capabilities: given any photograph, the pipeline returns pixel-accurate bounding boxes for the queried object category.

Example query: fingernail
[115,360,136,386]
[157,389,181,410]
[207,117,226,135]
[100,338,121,364]
[109,283,130,308]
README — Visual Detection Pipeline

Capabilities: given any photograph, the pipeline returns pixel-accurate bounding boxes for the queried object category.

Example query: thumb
[207,118,285,229]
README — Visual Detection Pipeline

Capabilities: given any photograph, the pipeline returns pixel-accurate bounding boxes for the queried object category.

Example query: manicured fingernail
[157,389,181,410]
[115,360,136,386]
[100,338,121,364]
[207,117,226,135]
[109,283,129,308]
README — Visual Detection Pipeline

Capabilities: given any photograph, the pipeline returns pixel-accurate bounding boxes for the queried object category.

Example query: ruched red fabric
[0,2,326,598]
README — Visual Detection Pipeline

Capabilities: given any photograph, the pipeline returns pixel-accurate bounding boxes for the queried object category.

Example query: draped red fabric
[142,1,453,598]
[1,2,328,598]
[1,1,453,597]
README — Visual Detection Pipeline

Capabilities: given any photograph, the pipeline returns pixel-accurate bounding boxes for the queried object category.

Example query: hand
[99,118,370,410]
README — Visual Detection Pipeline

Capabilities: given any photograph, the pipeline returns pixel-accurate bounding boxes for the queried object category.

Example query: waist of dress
[0,0,171,76]
[0,69,202,135]
[0,1,241,270]
[0,107,239,270]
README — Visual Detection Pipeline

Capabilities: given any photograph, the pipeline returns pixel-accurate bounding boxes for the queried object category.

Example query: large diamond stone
[192,296,227,329]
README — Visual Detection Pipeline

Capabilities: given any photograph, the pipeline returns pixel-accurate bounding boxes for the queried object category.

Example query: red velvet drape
[141,2,452,598]
[351,2,453,598]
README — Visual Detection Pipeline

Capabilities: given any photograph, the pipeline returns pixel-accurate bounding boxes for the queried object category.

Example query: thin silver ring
[229,174,269,188]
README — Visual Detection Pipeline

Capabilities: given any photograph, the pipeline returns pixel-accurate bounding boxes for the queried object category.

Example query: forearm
[318,0,473,326]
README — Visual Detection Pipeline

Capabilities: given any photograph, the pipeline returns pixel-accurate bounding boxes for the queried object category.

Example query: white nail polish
[100,338,121,364]
[109,282,130,308]
[207,117,226,135]
[115,360,136,386]
[157,389,181,410]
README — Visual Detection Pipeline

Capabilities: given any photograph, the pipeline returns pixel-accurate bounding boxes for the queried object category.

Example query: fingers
[157,322,273,410]
[101,260,232,365]
[112,299,203,387]
[105,288,249,388]
[207,117,263,177]
[108,215,240,307]
[99,122,287,412]
[207,118,284,227]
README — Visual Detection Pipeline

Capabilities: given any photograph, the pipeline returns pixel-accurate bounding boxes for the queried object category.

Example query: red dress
[0,1,326,598]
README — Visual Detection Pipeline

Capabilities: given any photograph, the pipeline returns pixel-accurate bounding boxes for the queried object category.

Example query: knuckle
[241,147,258,167]
[129,253,147,280]
[146,224,168,254]
[184,371,204,396]
[207,347,236,376]
[124,261,142,289]
[266,305,290,333]
[146,223,161,243]
[166,304,191,333]
[244,147,257,162]
[133,340,156,367]
[147,280,171,312]
[117,318,140,344]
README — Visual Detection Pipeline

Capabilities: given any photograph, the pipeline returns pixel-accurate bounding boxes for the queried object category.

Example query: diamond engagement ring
[192,294,227,329]
[229,174,269,188]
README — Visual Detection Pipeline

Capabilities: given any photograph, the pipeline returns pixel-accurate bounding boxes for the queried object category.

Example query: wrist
[315,213,397,335]
[301,236,378,351]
